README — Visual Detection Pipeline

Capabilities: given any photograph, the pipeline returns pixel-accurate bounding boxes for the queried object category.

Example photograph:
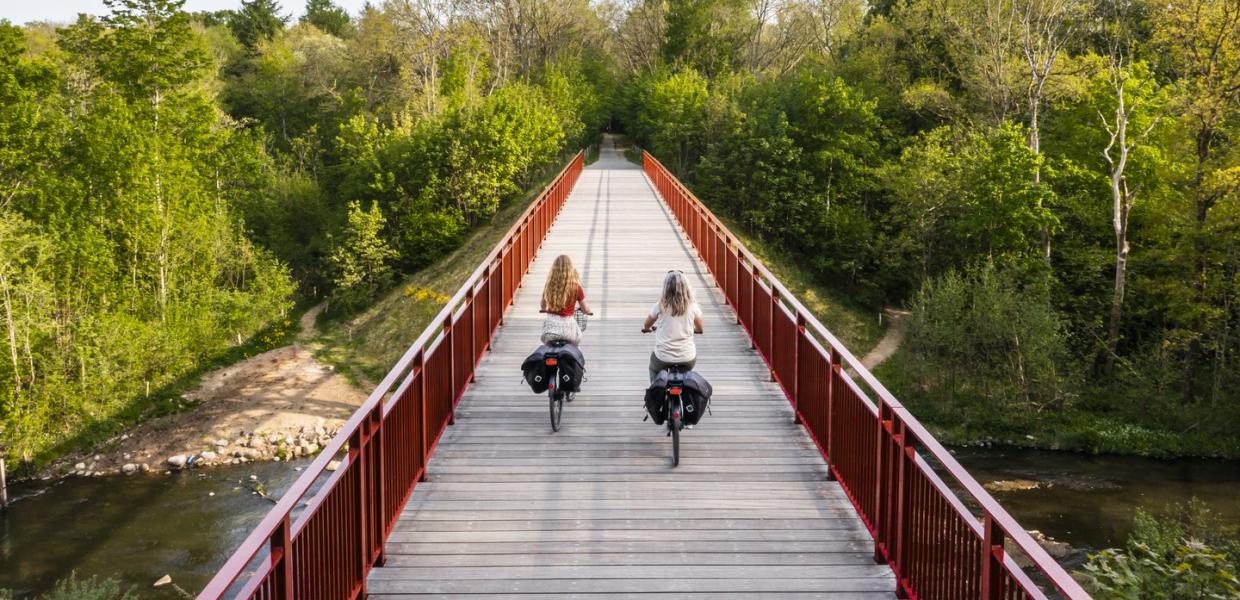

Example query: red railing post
[826,347,841,474]
[768,289,779,382]
[793,314,805,423]
[980,514,1006,600]
[273,515,292,600]
[416,349,428,482]
[482,266,492,347]
[350,424,369,598]
[372,404,386,566]
[501,244,512,319]
[893,416,911,599]
[465,289,476,384]
[874,401,892,565]
[442,316,454,425]
[749,266,759,349]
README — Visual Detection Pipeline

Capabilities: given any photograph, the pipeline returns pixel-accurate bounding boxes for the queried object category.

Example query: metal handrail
[642,150,1090,600]
[198,150,585,599]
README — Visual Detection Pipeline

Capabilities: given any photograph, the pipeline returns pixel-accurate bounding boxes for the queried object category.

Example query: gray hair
[660,271,695,316]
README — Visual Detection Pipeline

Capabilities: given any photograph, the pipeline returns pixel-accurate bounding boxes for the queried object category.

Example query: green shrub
[1084,502,1240,599]
[5,573,140,600]
[904,265,1073,413]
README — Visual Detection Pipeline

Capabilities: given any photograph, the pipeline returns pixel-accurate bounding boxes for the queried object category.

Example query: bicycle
[542,340,569,432]
[662,365,690,467]
[538,309,590,432]
[641,326,701,467]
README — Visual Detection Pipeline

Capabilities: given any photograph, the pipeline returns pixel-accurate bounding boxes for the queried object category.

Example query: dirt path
[860,309,909,370]
[47,302,367,477]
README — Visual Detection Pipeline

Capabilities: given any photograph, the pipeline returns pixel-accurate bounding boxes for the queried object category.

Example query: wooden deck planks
[370,146,895,597]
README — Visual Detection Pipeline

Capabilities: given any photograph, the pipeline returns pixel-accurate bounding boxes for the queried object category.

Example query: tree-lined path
[367,142,897,597]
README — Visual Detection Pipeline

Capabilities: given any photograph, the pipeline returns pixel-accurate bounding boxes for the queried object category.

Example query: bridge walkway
[367,143,897,598]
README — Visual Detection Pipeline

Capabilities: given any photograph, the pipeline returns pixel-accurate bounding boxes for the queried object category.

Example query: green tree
[230,0,287,50]
[1150,0,1240,403]
[329,200,397,309]
[883,123,1056,288]
[223,23,350,149]
[86,0,211,105]
[302,0,351,37]
[697,109,816,244]
[636,68,710,175]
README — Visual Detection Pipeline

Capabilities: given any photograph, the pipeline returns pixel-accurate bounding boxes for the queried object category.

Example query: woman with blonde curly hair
[540,255,592,345]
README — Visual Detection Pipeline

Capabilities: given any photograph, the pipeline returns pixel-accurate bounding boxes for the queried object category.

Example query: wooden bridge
[199,141,1091,599]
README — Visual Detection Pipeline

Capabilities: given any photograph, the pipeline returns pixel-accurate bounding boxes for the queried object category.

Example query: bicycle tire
[671,416,680,467]
[550,390,563,432]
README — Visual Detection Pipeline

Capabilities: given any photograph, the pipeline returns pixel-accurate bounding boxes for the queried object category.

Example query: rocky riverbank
[57,419,344,477]
[38,302,367,480]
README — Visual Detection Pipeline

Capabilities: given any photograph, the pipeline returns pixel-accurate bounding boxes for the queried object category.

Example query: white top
[649,301,702,363]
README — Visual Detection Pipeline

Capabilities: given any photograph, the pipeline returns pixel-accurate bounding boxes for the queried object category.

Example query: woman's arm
[578,297,593,315]
[693,314,704,334]
[642,314,657,332]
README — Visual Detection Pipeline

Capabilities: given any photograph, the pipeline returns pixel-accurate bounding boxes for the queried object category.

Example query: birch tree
[1096,56,1161,370]
[1019,0,1081,263]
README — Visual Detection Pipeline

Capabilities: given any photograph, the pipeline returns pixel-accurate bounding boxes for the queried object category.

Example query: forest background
[2,0,1239,595]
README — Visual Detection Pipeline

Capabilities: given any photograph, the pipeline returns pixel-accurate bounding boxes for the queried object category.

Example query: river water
[1,449,1237,597]
[0,459,316,597]
[951,447,1240,567]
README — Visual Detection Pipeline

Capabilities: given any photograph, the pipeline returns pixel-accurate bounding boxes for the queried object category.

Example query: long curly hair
[660,270,695,316]
[542,255,581,313]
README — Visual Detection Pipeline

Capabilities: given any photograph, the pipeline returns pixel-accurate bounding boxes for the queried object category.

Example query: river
[1,449,1237,597]
[951,447,1240,568]
[0,459,318,597]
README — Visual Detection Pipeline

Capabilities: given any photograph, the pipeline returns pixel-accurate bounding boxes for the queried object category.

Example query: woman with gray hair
[641,270,705,382]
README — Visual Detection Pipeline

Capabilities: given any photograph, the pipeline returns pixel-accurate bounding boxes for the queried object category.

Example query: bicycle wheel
[669,398,681,467]
[670,417,680,467]
[549,389,563,432]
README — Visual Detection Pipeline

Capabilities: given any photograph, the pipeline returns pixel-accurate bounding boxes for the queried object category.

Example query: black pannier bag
[521,343,585,394]
[644,369,713,426]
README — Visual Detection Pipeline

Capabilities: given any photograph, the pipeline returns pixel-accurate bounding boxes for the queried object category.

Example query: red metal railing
[643,151,1091,600]
[197,151,585,600]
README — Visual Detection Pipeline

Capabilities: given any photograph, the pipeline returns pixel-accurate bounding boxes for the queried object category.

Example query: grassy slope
[706,213,885,352]
[315,161,573,384]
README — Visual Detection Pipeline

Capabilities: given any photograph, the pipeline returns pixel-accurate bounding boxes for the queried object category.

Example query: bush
[1,573,139,600]
[329,201,397,311]
[1084,501,1240,599]
[905,265,1073,414]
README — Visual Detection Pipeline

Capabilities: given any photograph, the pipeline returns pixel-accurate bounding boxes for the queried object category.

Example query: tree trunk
[1103,98,1132,372]
[153,88,168,322]
[1029,100,1051,264]
[0,276,21,392]
[1183,126,1215,404]
[1106,221,1128,370]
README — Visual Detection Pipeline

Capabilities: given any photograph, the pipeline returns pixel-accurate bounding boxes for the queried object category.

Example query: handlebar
[641,326,702,335]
